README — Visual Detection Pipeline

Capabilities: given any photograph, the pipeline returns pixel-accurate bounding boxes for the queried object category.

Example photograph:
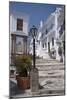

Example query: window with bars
[42,43,44,48]
[52,38,54,46]
[17,19,23,31]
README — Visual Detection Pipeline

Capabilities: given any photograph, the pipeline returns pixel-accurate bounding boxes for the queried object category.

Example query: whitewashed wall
[35,7,64,60]
[10,11,29,35]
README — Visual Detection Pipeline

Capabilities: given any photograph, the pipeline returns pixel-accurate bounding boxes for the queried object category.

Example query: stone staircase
[36,58,65,95]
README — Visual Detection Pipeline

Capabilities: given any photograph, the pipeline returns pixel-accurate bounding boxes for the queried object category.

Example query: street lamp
[30,25,38,68]
[30,26,39,95]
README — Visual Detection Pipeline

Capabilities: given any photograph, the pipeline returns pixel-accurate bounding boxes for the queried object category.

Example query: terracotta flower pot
[16,75,30,90]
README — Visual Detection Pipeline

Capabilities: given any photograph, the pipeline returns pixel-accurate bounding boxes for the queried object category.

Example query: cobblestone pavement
[10,58,65,98]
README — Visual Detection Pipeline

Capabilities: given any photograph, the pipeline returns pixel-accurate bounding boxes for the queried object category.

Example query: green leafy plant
[15,55,32,77]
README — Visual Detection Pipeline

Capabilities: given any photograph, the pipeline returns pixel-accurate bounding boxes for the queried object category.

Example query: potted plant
[15,55,32,89]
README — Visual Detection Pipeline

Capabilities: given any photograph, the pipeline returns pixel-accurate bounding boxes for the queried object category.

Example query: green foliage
[15,55,32,77]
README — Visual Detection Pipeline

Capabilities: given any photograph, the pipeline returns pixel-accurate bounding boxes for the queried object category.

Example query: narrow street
[9,3,65,98]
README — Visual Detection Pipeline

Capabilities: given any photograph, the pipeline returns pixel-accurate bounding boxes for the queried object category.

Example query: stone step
[36,59,59,62]
[37,66,65,71]
[38,74,64,79]
[36,61,62,64]
[36,63,64,66]
[38,70,64,77]
[39,76,64,95]
[36,60,59,63]
[36,58,57,60]
[39,75,64,79]
[36,61,59,63]
[37,65,64,77]
[40,78,64,89]
[36,64,64,68]
[36,61,61,64]
[39,89,64,96]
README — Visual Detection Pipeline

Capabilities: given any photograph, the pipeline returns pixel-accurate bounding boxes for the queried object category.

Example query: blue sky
[9,2,64,31]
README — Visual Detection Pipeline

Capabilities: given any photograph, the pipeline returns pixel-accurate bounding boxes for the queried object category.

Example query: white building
[29,7,65,61]
[10,11,29,64]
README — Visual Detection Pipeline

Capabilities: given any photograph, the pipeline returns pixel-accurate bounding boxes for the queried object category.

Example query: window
[38,40,40,44]
[17,19,23,31]
[45,42,47,47]
[47,23,54,34]
[42,43,44,48]
[48,42,50,52]
[46,29,47,35]
[41,33,44,38]
[52,38,54,46]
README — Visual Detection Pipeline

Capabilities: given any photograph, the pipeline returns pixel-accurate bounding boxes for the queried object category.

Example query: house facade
[10,11,29,64]
[36,7,65,61]
[29,7,65,61]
